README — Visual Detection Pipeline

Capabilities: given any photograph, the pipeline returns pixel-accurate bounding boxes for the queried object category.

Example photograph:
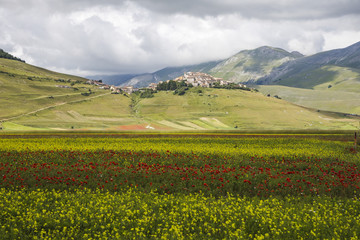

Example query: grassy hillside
[273,65,360,91]
[0,58,109,122]
[134,88,358,130]
[257,65,360,115]
[1,58,358,131]
[5,93,135,130]
[258,84,360,115]
[0,58,87,82]
[2,86,359,131]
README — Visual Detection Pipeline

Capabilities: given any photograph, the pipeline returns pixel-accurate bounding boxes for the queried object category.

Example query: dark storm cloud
[5,0,359,19]
[132,0,360,19]
[0,0,359,76]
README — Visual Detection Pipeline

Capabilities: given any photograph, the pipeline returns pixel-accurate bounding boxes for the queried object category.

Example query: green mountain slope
[0,58,87,82]
[134,88,358,130]
[208,46,302,82]
[259,41,360,86]
[0,58,108,122]
[258,83,360,115]
[270,65,360,92]
[254,42,360,115]
[5,93,134,131]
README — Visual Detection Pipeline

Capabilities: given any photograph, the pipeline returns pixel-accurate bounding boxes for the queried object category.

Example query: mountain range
[209,46,303,83]
[88,41,360,115]
[258,41,360,86]
[94,41,360,92]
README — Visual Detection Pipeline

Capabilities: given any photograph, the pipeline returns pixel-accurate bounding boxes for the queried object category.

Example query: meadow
[0,133,359,239]
[2,57,359,131]
[3,86,359,131]
[258,85,360,116]
[257,65,360,115]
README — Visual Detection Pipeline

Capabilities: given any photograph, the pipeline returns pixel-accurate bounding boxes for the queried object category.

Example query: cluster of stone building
[85,72,247,95]
[147,72,247,90]
[182,72,226,87]
[86,80,138,94]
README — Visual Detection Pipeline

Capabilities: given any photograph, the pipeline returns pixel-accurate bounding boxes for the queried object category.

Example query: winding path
[1,92,111,122]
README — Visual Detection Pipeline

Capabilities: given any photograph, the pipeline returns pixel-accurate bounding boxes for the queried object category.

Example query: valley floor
[2,88,359,131]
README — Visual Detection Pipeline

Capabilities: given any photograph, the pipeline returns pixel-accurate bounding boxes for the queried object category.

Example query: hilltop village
[148,72,247,90]
[87,72,248,94]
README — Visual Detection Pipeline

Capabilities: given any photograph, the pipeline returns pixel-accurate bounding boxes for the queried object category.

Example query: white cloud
[0,0,359,76]
[323,31,360,51]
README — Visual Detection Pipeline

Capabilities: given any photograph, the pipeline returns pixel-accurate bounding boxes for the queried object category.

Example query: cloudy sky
[1,0,360,76]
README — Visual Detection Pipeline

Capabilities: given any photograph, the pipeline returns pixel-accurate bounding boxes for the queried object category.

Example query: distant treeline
[157,80,190,95]
[156,80,188,91]
[212,82,251,91]
[0,49,25,62]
